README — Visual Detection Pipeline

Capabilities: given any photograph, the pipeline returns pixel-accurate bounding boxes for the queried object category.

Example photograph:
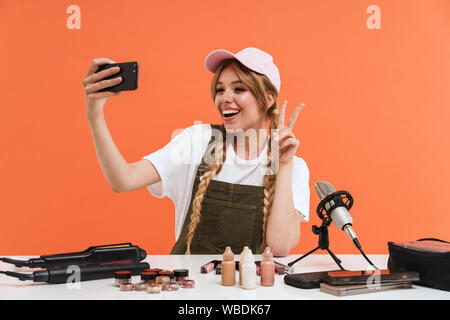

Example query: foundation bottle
[260,246,275,286]
[221,246,236,286]
[241,249,256,290]
[239,246,249,285]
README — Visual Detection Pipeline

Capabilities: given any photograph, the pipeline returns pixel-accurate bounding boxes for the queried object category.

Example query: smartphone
[284,271,339,289]
[96,62,139,92]
[320,281,413,297]
[322,269,420,286]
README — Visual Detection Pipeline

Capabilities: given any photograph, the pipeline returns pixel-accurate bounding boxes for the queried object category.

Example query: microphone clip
[316,190,353,226]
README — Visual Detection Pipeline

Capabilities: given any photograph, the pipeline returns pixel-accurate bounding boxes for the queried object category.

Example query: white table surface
[0,254,448,300]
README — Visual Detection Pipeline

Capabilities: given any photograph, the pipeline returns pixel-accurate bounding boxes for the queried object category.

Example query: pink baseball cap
[204,47,281,93]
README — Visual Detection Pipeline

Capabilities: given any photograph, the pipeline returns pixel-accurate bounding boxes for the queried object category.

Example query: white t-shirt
[142,124,310,240]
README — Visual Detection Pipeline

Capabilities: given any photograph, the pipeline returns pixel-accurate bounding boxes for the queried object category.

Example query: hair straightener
[0,243,149,284]
[0,262,150,284]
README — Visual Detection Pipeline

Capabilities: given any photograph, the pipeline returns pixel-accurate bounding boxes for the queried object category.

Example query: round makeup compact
[147,284,161,294]
[134,282,148,291]
[114,271,132,287]
[120,282,134,291]
[145,268,162,274]
[140,271,157,285]
[158,271,174,282]
[181,279,195,289]
[156,275,170,285]
[173,269,189,283]
[162,283,180,291]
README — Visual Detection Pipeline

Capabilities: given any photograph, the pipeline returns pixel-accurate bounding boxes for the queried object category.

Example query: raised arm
[83,58,160,193]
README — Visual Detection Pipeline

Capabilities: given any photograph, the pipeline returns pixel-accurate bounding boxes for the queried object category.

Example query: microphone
[315,181,379,270]
[314,181,360,248]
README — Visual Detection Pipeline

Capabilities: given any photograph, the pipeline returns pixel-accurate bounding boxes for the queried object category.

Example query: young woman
[82,47,309,256]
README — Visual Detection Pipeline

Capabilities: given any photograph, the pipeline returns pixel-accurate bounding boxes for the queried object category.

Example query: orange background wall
[1,0,449,256]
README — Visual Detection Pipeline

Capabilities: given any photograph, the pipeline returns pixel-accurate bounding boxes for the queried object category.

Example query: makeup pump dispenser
[221,246,236,286]
[239,246,249,285]
[241,249,256,290]
[260,246,275,286]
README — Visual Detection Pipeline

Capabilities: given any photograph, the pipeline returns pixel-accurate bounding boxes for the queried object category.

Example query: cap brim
[204,49,236,73]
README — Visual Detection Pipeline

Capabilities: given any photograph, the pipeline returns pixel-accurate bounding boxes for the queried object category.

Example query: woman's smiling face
[214,64,265,133]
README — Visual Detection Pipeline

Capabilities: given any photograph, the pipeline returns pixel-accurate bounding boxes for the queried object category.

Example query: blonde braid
[261,107,280,250]
[185,126,227,254]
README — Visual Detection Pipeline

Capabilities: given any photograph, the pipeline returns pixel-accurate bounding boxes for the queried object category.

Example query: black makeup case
[387,238,450,292]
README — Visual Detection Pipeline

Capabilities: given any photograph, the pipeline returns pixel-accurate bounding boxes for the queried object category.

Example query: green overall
[170,124,266,255]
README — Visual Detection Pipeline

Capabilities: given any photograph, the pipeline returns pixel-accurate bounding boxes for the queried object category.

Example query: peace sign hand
[272,101,305,166]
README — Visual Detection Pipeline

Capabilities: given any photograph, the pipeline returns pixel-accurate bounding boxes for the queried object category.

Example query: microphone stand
[288,184,379,271]
[288,216,345,270]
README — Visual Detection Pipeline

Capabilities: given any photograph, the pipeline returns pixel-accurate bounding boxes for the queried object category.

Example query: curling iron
[0,243,147,268]
[0,243,149,284]
[0,262,150,284]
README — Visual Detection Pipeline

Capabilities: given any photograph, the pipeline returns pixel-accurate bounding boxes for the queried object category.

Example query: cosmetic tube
[200,260,219,274]
[221,246,236,286]
[239,246,249,285]
[241,249,256,290]
[260,247,275,286]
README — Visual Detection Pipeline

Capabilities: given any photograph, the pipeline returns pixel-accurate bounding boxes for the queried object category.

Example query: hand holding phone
[83,59,138,119]
[96,62,139,92]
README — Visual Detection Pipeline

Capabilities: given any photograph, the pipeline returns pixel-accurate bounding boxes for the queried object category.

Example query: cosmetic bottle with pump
[241,249,256,290]
[221,246,236,286]
[239,246,249,285]
[260,246,275,286]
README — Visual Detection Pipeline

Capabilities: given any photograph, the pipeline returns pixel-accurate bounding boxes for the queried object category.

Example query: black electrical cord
[353,238,379,270]
[0,270,34,281]
[0,257,30,267]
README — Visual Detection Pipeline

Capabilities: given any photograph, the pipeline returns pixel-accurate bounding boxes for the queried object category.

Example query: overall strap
[170,124,224,254]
